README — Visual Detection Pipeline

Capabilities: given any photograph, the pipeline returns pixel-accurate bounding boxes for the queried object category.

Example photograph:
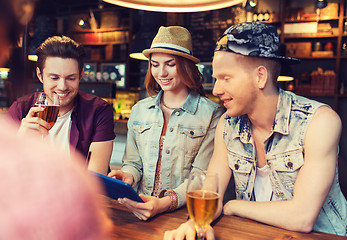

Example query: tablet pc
[90,171,143,202]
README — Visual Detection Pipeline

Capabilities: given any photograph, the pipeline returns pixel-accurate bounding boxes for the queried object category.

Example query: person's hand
[164,220,215,240]
[17,106,51,136]
[118,195,166,221]
[108,170,134,186]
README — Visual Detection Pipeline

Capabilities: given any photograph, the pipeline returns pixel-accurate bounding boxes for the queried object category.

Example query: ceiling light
[28,54,38,62]
[78,18,91,29]
[0,68,9,79]
[244,0,256,11]
[78,19,86,26]
[316,0,327,9]
[129,52,148,61]
[0,68,10,72]
[277,64,294,82]
[102,0,243,12]
[277,76,294,82]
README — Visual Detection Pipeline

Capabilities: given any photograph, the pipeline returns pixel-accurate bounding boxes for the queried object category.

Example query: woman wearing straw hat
[108,26,224,220]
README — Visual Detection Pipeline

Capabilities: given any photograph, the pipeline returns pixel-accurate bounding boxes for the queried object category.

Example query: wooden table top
[104,197,346,240]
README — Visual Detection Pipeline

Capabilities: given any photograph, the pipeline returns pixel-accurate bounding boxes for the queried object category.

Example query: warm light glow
[249,1,256,7]
[0,68,9,79]
[102,0,243,12]
[129,52,148,61]
[277,76,294,82]
[28,54,38,62]
[78,19,85,26]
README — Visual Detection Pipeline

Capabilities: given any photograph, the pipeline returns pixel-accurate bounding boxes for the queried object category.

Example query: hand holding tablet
[90,171,143,203]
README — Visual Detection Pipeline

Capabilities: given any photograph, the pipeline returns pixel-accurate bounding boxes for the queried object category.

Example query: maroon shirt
[7,91,116,159]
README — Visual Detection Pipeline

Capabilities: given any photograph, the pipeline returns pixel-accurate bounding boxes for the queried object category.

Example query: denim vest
[122,91,224,208]
[223,89,347,235]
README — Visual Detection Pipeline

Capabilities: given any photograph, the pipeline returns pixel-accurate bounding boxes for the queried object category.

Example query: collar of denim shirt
[147,90,200,115]
[272,88,291,135]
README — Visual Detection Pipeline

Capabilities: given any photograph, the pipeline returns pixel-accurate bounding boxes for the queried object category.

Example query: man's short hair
[36,36,85,74]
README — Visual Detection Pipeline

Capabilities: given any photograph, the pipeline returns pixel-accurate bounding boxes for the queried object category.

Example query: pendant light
[102,0,243,12]
[316,0,327,9]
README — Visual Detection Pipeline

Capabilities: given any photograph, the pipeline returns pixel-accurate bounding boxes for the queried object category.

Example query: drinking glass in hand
[35,92,60,129]
[186,170,219,240]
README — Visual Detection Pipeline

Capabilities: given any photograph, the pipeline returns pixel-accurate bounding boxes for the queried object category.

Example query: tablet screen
[90,171,143,202]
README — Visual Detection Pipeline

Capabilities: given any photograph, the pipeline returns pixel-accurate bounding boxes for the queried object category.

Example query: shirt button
[287,161,293,168]
[234,164,239,170]
[166,172,170,176]
[189,130,194,136]
[170,127,174,132]
[175,111,180,116]
[166,149,170,154]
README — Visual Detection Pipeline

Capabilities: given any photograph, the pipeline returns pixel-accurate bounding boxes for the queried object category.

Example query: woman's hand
[118,195,170,221]
[163,220,215,240]
[108,170,134,186]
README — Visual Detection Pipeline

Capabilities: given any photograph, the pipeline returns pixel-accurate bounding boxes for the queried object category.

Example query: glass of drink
[35,92,60,129]
[186,170,219,240]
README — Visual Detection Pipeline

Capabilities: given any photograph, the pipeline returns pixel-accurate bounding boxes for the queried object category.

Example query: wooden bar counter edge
[103,196,347,240]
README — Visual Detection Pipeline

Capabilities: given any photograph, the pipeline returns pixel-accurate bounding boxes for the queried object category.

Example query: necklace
[161,100,177,110]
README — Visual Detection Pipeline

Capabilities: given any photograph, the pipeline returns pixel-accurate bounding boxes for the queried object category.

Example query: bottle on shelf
[263,11,270,22]
[253,12,258,22]
[342,40,347,56]
[257,11,264,22]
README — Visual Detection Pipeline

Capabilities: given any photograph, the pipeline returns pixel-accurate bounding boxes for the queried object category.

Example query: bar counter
[104,197,347,240]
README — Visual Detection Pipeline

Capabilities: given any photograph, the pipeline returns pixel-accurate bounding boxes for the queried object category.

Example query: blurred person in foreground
[0,0,112,239]
[108,26,224,220]
[6,35,115,175]
[165,22,346,239]
[0,118,113,239]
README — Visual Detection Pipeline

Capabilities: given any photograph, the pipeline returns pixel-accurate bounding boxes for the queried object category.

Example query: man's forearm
[223,199,316,233]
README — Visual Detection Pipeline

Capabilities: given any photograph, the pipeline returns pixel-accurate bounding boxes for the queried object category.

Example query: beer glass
[35,92,60,129]
[186,170,219,240]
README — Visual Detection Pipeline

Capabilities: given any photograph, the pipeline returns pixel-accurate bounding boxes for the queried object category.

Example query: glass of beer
[35,92,60,129]
[186,170,219,240]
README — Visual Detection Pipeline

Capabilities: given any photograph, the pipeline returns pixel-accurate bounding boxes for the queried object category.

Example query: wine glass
[186,170,219,240]
[35,92,60,129]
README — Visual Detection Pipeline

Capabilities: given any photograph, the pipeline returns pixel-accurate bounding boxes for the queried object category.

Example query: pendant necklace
[161,100,177,110]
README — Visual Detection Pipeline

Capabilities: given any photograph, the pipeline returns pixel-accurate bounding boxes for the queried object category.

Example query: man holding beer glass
[7,36,115,175]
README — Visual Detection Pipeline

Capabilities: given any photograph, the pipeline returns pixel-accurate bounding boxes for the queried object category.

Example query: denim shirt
[223,88,347,236]
[121,90,224,208]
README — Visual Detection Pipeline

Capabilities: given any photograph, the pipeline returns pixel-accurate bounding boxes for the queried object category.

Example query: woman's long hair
[145,54,205,97]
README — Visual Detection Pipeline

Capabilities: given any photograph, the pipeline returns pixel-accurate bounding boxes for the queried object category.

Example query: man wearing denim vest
[165,22,346,239]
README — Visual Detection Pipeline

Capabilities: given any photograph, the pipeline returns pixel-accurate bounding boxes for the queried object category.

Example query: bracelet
[159,189,178,212]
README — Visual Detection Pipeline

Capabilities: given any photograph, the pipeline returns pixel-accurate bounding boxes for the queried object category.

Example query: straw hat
[143,26,200,63]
